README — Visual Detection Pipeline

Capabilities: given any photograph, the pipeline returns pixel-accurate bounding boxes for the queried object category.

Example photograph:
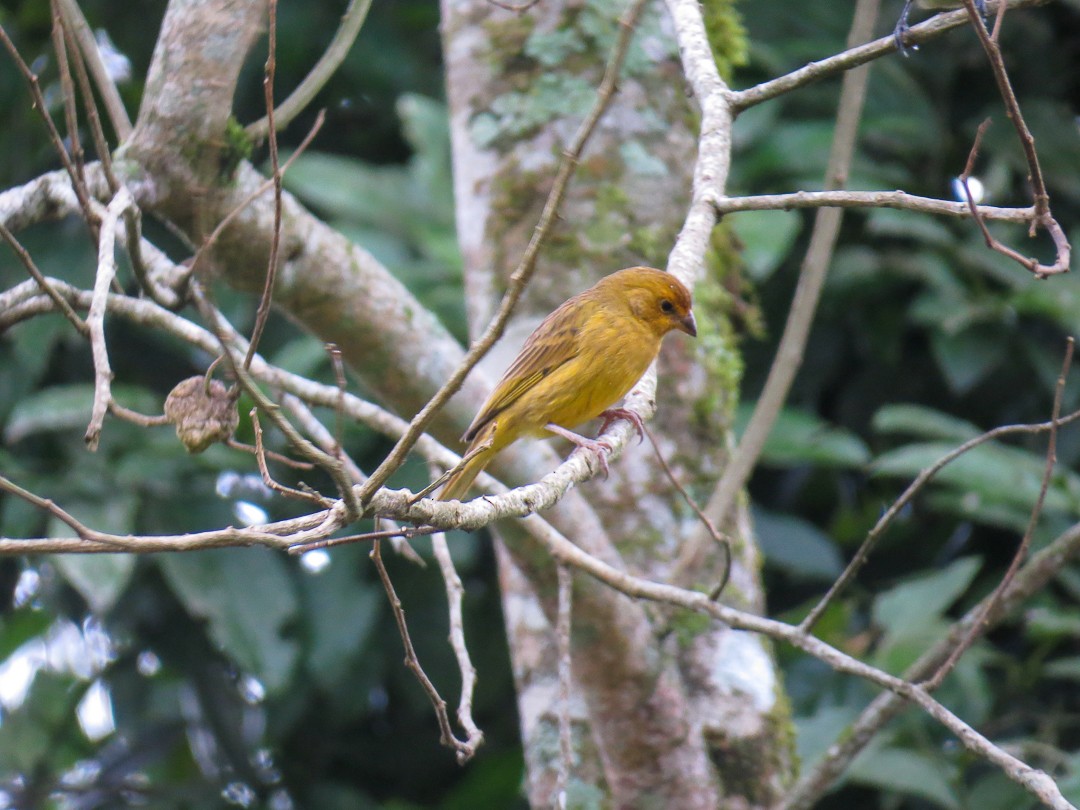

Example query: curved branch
[715,189,1034,222]
[731,0,1050,112]
[245,0,373,140]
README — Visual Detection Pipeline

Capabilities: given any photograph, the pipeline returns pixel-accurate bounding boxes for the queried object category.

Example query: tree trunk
[440,0,796,804]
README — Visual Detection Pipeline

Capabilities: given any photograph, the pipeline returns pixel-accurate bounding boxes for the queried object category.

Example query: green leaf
[160,548,300,694]
[847,745,960,809]
[865,207,956,249]
[5,383,93,442]
[1025,607,1080,641]
[966,771,1039,810]
[872,441,1080,517]
[53,554,136,614]
[0,609,52,661]
[872,556,981,655]
[754,508,844,581]
[49,497,138,613]
[5,384,160,443]
[300,548,381,690]
[871,404,981,443]
[729,209,801,282]
[930,327,1005,395]
[1045,655,1080,681]
[794,702,862,768]
[283,151,412,231]
[0,672,81,774]
[736,405,870,468]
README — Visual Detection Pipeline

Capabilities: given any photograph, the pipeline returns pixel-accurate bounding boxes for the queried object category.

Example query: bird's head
[605,266,697,339]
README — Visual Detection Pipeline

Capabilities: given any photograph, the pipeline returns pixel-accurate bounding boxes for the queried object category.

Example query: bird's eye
[660,299,675,313]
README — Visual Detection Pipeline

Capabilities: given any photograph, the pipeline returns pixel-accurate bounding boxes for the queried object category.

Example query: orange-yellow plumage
[440,266,696,501]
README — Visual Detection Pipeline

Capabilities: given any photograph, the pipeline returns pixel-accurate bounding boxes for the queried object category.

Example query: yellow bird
[440,266,697,501]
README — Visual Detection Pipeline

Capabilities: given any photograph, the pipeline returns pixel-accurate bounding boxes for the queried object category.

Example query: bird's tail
[439,423,498,501]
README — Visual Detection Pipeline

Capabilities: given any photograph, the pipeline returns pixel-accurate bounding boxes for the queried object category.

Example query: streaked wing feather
[462,297,589,441]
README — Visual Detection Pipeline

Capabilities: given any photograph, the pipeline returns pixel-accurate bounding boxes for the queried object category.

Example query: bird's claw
[545,422,614,479]
[597,408,645,445]
[894,0,988,55]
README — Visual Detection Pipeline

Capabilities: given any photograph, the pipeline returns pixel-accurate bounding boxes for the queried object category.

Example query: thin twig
[431,530,485,762]
[56,11,166,306]
[0,473,135,551]
[486,0,543,11]
[640,424,731,597]
[730,0,1049,112]
[519,513,1076,810]
[245,0,283,369]
[108,400,169,427]
[0,21,98,233]
[328,344,347,460]
[225,437,318,469]
[278,392,424,566]
[50,2,86,192]
[0,222,88,335]
[371,538,476,760]
[555,562,573,809]
[246,0,372,139]
[923,338,1073,688]
[85,188,134,450]
[802,402,1080,632]
[61,18,117,189]
[251,408,333,507]
[409,436,495,504]
[189,282,362,517]
[355,0,652,502]
[714,189,1034,222]
[956,0,1069,277]
[781,521,1080,810]
[288,524,440,554]
[958,119,1069,278]
[54,0,131,139]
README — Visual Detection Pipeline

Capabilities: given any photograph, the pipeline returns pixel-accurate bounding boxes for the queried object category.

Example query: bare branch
[245,0,283,369]
[54,0,132,139]
[432,531,485,762]
[731,0,1050,112]
[371,538,478,762]
[245,0,373,140]
[555,562,574,809]
[85,187,135,450]
[959,119,1070,277]
[715,189,1034,222]
[800,406,1080,633]
[923,337,1073,687]
[0,20,98,232]
[781,521,1080,810]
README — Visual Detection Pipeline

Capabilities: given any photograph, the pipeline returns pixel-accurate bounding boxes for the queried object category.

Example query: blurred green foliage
[2,0,1080,807]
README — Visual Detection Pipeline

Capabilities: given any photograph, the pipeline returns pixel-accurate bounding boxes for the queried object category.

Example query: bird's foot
[893,0,917,55]
[545,422,613,478]
[596,408,645,444]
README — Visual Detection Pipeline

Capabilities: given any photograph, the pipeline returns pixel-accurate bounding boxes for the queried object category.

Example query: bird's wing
[462,296,588,442]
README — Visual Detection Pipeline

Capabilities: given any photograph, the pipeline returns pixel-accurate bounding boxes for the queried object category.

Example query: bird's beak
[679,311,698,337]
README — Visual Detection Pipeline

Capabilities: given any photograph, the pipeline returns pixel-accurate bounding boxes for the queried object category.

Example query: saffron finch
[440,266,697,501]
